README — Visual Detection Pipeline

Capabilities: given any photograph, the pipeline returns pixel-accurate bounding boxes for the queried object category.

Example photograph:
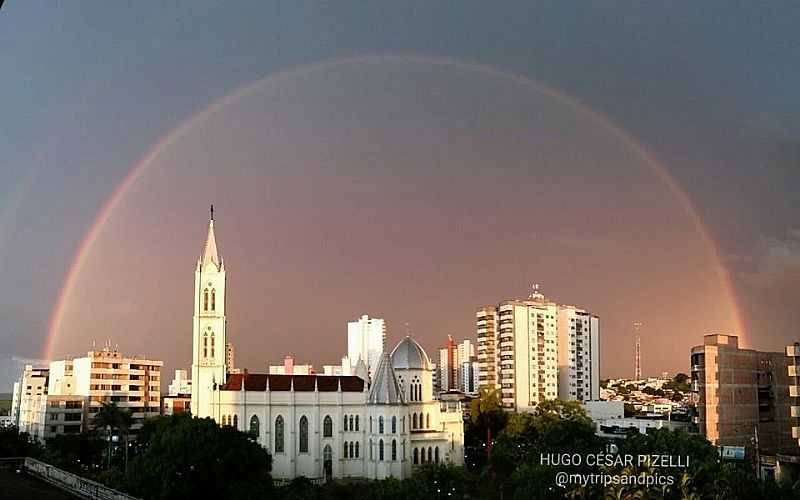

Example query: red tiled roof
[219,373,364,392]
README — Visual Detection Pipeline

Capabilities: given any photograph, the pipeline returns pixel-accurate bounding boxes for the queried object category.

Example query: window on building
[203,333,208,358]
[355,441,359,458]
[249,415,259,437]
[391,416,397,434]
[355,415,359,431]
[349,415,354,431]
[323,415,333,437]
[203,289,209,311]
[435,446,440,463]
[426,413,431,429]
[232,414,238,430]
[412,413,417,429]
[343,414,348,431]
[299,416,309,453]
[349,441,354,459]
[379,416,384,434]
[391,439,397,461]
[344,441,348,458]
[402,416,405,433]
[379,439,384,461]
[414,448,419,464]
[428,447,432,462]
[211,289,216,311]
[210,334,215,358]
[275,416,284,453]
[369,439,373,460]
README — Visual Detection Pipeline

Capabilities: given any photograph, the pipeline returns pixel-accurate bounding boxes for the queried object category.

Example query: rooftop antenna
[529,283,541,299]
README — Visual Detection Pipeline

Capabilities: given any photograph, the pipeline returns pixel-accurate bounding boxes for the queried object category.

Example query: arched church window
[203,289,209,311]
[420,447,425,463]
[323,415,333,437]
[210,333,215,358]
[391,416,397,434]
[299,416,309,453]
[211,289,216,311]
[391,439,397,461]
[344,441,348,458]
[349,415,354,431]
[249,415,259,437]
[435,446,440,463]
[349,441,354,459]
[203,333,208,358]
[355,415,359,431]
[426,413,431,429]
[275,416,284,453]
[369,439,373,460]
[413,447,419,464]
[379,439,384,461]
[369,416,372,433]
[412,413,417,429]
[355,441,359,458]
[343,414,348,431]
[427,447,432,463]
[379,416,384,434]
[401,416,405,433]
[232,414,238,430]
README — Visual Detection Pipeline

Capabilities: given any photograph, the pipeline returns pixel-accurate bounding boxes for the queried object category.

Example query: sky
[1,1,799,389]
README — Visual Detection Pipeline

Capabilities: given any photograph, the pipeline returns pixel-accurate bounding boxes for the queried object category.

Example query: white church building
[189,212,464,481]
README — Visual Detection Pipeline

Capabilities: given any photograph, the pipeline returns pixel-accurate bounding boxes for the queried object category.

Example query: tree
[0,426,42,458]
[466,387,508,472]
[125,414,272,500]
[44,433,105,472]
[91,401,134,470]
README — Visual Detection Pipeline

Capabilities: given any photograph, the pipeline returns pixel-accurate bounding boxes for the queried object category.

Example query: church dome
[390,336,431,370]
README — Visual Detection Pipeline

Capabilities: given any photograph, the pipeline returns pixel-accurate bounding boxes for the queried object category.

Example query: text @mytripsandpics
[540,453,690,489]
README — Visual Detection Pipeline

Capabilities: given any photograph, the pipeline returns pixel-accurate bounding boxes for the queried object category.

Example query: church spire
[201,205,221,270]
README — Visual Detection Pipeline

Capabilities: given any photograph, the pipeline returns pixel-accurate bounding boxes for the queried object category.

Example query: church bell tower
[191,205,227,418]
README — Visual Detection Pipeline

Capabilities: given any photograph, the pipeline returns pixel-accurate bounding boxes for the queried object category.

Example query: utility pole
[634,322,642,380]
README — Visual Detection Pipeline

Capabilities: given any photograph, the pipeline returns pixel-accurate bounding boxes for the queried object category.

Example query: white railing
[24,457,140,500]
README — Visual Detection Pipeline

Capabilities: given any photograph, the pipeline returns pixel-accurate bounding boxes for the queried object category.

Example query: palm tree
[91,401,133,471]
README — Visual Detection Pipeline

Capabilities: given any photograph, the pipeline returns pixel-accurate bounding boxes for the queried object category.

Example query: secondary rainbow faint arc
[42,53,746,360]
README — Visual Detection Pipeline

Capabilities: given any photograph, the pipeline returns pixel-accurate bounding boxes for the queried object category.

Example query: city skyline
[2,3,800,390]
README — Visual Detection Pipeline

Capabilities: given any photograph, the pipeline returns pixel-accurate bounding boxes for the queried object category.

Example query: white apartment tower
[557,306,600,402]
[476,288,599,411]
[347,315,386,381]
[191,207,228,418]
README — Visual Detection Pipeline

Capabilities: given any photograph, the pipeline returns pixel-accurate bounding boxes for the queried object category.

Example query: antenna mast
[634,322,642,380]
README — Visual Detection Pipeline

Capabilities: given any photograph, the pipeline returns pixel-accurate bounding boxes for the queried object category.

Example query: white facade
[188,214,464,481]
[347,315,386,380]
[191,214,228,418]
[11,365,49,439]
[477,290,601,411]
[557,306,600,402]
[168,369,192,396]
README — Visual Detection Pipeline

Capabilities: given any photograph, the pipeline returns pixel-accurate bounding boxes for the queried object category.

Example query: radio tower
[634,322,642,380]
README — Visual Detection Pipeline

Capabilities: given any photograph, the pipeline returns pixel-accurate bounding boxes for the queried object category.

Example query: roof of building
[390,336,431,370]
[219,373,365,392]
[367,352,405,404]
[201,215,222,270]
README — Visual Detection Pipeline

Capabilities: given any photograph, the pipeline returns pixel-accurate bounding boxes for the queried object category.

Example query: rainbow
[42,53,746,360]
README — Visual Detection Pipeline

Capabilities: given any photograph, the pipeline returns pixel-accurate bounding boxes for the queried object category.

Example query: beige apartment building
[11,347,163,441]
[690,334,793,454]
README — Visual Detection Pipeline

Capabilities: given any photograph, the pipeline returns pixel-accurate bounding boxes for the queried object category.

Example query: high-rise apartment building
[347,314,386,380]
[438,337,475,394]
[11,365,50,437]
[557,306,600,402]
[691,334,792,453]
[787,343,800,446]
[11,348,162,441]
[476,289,600,411]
